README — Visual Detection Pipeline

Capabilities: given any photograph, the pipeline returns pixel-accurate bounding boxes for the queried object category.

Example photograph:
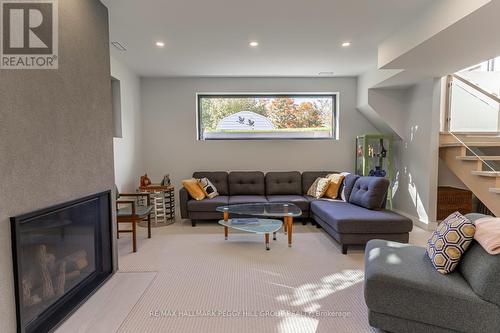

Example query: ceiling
[102,0,434,77]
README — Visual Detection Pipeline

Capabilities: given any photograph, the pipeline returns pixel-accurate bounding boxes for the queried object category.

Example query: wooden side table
[138,184,175,224]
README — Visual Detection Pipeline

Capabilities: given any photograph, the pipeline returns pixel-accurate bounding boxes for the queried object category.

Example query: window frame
[196,92,339,141]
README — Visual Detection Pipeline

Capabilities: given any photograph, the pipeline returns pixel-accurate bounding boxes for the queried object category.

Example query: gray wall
[0,1,114,332]
[140,77,378,195]
[111,57,144,192]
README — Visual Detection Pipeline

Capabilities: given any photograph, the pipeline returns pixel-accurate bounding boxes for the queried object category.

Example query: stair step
[457,156,500,161]
[448,132,500,136]
[471,171,500,177]
[441,142,500,147]
[490,188,500,194]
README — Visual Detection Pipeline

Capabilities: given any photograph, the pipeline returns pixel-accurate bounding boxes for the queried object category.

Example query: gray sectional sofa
[180,171,412,253]
[364,214,500,333]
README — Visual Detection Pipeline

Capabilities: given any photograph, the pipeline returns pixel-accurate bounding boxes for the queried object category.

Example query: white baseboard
[392,209,438,231]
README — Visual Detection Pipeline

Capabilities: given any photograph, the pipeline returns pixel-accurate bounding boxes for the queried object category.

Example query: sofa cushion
[187,196,229,212]
[311,200,412,234]
[229,171,265,195]
[365,240,500,333]
[265,171,302,195]
[266,195,309,211]
[342,174,359,202]
[349,176,388,209]
[459,241,500,307]
[303,195,341,203]
[229,195,268,204]
[193,172,229,196]
[301,171,337,194]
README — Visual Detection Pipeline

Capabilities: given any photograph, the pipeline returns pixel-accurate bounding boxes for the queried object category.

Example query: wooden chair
[116,192,153,252]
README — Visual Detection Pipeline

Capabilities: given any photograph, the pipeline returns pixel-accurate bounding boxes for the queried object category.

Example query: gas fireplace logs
[21,245,89,307]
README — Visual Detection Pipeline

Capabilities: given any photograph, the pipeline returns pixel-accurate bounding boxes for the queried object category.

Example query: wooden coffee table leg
[273,232,277,241]
[132,221,137,253]
[224,208,229,240]
[287,216,293,247]
[265,233,270,250]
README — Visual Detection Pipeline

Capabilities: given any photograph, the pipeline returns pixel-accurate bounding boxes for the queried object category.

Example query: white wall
[392,79,441,228]
[111,57,144,192]
[140,77,378,194]
[438,161,467,189]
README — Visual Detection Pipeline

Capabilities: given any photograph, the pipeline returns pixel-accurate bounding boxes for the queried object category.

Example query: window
[197,93,338,140]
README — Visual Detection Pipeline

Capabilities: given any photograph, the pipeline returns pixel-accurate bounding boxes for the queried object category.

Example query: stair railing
[445,74,500,133]
[448,132,497,173]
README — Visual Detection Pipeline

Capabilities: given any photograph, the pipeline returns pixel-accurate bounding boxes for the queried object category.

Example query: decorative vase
[140,174,151,187]
[380,139,387,158]
[374,166,386,177]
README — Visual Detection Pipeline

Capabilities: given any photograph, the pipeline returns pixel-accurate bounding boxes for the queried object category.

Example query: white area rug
[58,221,430,333]
[112,222,429,333]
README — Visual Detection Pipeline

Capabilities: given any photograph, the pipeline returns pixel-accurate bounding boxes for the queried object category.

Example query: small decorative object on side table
[138,184,175,225]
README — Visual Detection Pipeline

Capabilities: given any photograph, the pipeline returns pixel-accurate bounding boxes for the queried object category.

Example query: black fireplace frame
[10,190,114,333]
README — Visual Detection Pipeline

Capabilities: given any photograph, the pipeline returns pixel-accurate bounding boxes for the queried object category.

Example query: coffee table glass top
[218,218,283,234]
[216,203,302,217]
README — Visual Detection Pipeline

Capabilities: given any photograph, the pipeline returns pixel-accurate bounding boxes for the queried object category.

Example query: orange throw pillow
[324,174,345,199]
[182,178,205,201]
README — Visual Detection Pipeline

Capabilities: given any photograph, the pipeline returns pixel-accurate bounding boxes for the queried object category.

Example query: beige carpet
[112,221,430,333]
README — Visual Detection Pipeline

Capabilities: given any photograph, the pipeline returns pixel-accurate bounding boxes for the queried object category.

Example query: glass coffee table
[216,203,302,250]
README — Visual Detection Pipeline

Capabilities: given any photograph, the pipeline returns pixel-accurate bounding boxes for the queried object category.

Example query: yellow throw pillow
[182,178,205,201]
[307,177,331,199]
[324,174,345,199]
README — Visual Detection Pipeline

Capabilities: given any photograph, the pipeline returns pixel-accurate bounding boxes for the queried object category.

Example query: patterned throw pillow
[197,177,219,199]
[307,177,330,199]
[324,173,345,199]
[427,212,476,274]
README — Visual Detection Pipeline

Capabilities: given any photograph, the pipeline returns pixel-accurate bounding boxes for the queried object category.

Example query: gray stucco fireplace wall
[0,1,116,332]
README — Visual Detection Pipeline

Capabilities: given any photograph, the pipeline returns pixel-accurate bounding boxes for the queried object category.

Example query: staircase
[439,132,500,216]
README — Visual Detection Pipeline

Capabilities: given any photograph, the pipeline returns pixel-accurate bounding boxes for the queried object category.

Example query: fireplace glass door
[11,191,112,333]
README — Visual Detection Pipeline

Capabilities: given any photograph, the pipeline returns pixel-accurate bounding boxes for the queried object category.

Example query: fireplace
[10,191,113,333]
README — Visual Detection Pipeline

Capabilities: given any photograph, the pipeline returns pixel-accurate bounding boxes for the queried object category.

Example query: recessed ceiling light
[155,41,165,48]
[342,41,351,47]
[249,41,259,47]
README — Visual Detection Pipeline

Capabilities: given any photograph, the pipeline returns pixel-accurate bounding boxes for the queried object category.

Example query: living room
[1,1,500,333]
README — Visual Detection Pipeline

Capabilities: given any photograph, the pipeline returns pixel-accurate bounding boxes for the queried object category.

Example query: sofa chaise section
[310,176,412,254]
[364,228,500,333]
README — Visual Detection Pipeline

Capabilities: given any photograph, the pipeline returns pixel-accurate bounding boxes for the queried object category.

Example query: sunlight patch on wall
[408,172,429,223]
